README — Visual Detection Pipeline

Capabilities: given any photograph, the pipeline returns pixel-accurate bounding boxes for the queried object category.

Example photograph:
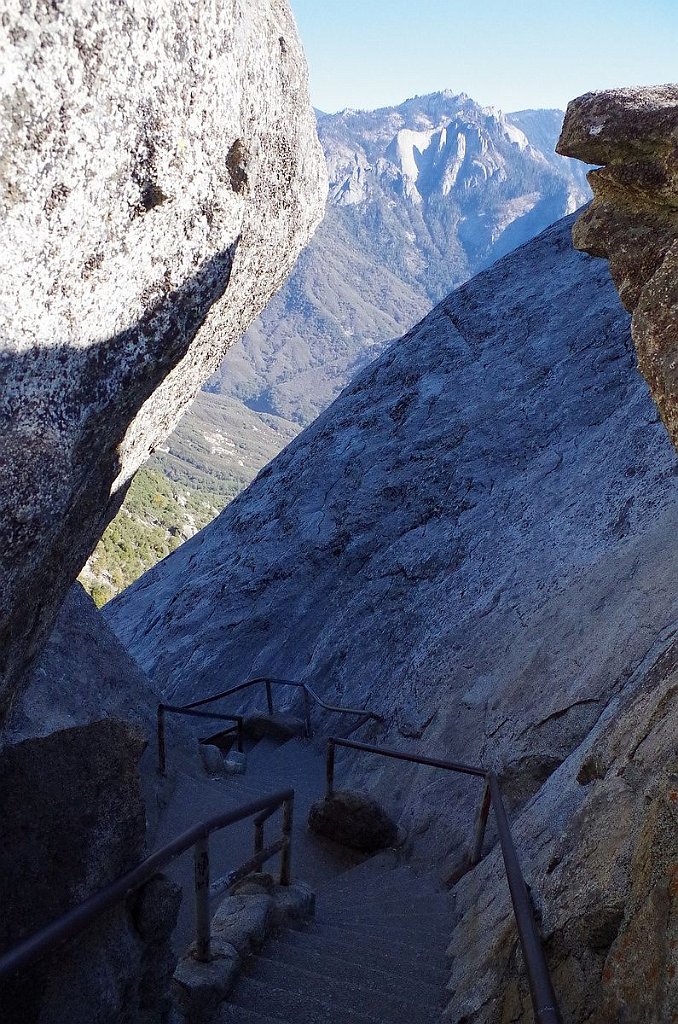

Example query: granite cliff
[0,1,324,1019]
[442,87,678,1023]
[106,212,678,879]
[83,94,592,605]
[0,0,326,713]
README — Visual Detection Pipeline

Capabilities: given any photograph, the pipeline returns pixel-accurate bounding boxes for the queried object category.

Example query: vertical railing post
[265,680,274,716]
[194,835,211,962]
[326,740,336,797]
[468,776,492,868]
[280,795,294,886]
[302,686,313,738]
[157,704,167,775]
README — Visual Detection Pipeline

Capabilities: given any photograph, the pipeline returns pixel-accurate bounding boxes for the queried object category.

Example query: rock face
[557,86,678,447]
[84,96,593,607]
[3,582,157,744]
[3,581,169,840]
[0,721,181,1024]
[106,214,678,872]
[0,0,326,714]
[433,82,678,1024]
[444,637,678,1023]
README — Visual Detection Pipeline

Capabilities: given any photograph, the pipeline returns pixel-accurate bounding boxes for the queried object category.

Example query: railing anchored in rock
[326,736,563,1024]
[0,788,294,979]
[157,675,384,774]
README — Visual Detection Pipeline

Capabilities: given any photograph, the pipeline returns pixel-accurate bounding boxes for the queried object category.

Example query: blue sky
[291,0,678,114]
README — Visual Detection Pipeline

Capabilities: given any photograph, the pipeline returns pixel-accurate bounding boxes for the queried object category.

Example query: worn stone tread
[215,1003,289,1024]
[312,912,451,945]
[261,938,445,1003]
[249,952,444,1017]
[316,898,452,926]
[278,928,448,986]
[312,919,450,963]
[229,974,431,1024]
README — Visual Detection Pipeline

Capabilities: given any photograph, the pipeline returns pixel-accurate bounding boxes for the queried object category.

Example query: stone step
[279,928,448,986]
[313,919,449,964]
[318,897,451,922]
[312,912,451,946]
[317,889,451,918]
[250,952,444,1019]
[243,713,308,743]
[318,851,405,889]
[321,872,443,904]
[228,976,383,1024]
[262,936,445,1005]
[215,1002,288,1024]
[229,967,440,1024]
[317,874,427,908]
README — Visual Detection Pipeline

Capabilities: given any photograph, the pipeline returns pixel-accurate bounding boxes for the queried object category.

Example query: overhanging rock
[557,85,678,450]
[0,0,327,714]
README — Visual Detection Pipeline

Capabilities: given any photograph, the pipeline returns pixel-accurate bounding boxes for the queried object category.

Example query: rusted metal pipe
[488,774,561,1024]
[194,836,211,962]
[157,704,167,775]
[280,795,294,886]
[328,736,487,778]
[302,686,313,738]
[326,739,336,797]
[254,820,264,856]
[177,676,383,724]
[0,788,294,981]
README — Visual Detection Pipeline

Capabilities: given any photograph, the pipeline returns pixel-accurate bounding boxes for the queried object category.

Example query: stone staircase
[218,854,452,1024]
[159,722,453,1022]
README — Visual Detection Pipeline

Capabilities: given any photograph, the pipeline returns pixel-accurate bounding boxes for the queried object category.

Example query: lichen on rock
[0,0,327,715]
[557,85,678,449]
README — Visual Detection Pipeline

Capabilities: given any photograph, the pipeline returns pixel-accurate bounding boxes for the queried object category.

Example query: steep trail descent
[218,853,452,1024]
[157,724,456,1021]
[154,730,363,953]
[0,699,560,1022]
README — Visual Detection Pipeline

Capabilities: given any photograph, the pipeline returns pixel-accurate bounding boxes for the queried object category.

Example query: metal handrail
[158,676,383,774]
[0,788,294,980]
[326,736,562,1024]
[157,703,245,775]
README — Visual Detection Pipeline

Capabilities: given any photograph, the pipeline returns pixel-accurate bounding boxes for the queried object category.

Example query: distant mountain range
[207,92,590,423]
[84,91,591,603]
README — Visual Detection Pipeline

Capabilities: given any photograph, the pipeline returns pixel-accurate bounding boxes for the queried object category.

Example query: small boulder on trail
[308,790,399,853]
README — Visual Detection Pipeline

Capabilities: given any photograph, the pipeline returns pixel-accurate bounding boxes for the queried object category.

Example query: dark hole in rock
[140,182,169,212]
[584,905,625,953]
[226,138,249,194]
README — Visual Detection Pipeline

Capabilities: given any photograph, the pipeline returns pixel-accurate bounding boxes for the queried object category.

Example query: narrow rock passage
[219,852,452,1024]
[158,728,454,1021]
[154,732,362,953]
